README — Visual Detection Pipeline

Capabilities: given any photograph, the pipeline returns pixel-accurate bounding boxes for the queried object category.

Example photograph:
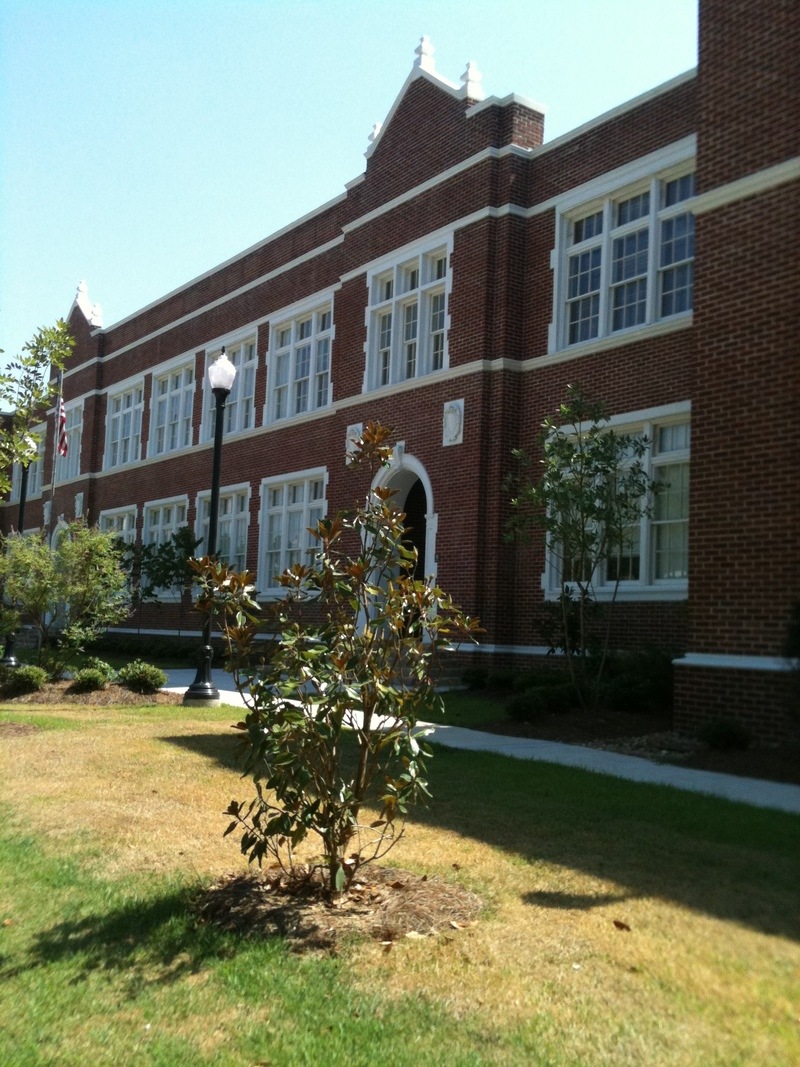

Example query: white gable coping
[466,91,548,119]
[364,37,463,161]
[69,280,103,328]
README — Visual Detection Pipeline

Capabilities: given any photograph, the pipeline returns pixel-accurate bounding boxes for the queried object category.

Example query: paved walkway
[164,669,800,816]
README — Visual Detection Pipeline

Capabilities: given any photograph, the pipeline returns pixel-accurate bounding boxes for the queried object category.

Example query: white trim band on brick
[454,644,555,657]
[692,157,800,216]
[674,653,795,673]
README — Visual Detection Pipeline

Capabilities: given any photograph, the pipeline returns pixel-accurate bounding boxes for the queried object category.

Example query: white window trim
[142,494,191,601]
[256,466,328,597]
[363,235,453,393]
[194,482,252,572]
[200,329,259,442]
[55,401,83,483]
[541,401,691,603]
[10,423,45,502]
[548,143,696,355]
[104,380,144,470]
[99,505,139,545]
[263,292,335,425]
[147,357,196,459]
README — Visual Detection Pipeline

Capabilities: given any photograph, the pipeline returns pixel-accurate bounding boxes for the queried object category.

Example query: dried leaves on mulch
[2,681,183,706]
[195,865,482,953]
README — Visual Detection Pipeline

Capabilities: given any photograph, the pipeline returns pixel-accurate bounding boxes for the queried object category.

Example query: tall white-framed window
[257,468,327,595]
[267,304,332,422]
[195,484,250,572]
[552,159,695,351]
[105,382,144,469]
[55,402,83,481]
[99,506,138,546]
[201,337,257,441]
[149,363,195,456]
[10,426,45,502]
[143,495,190,599]
[365,240,451,391]
[543,407,690,601]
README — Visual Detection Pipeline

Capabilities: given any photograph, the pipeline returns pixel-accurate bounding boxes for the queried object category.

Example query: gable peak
[414,36,436,74]
[71,280,103,328]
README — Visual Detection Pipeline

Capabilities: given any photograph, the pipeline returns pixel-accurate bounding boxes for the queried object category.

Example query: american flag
[57,395,68,457]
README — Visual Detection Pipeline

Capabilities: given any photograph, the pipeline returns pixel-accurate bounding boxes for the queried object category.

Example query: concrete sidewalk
[164,669,800,816]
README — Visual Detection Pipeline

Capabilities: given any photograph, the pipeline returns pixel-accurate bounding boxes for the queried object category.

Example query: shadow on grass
[2,885,270,987]
[160,731,800,943]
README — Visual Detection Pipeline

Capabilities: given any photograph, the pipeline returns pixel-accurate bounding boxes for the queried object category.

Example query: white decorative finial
[74,281,103,326]
[414,36,436,73]
[460,61,485,101]
[369,122,382,144]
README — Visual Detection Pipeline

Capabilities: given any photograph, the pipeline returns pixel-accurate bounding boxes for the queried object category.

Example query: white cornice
[466,91,547,119]
[532,69,696,159]
[93,193,346,339]
[99,238,343,363]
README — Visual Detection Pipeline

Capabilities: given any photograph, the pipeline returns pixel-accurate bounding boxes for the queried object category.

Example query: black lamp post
[183,349,237,705]
[0,460,30,669]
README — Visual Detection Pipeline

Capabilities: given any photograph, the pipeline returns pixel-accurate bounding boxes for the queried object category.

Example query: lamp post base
[182,644,221,706]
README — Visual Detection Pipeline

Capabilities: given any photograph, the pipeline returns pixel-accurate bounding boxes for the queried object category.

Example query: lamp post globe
[183,349,237,705]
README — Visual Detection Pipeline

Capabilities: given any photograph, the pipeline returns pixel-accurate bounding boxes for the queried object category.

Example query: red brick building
[4,0,799,740]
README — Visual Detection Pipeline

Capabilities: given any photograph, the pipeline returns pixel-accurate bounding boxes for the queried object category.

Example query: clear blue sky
[0,0,698,369]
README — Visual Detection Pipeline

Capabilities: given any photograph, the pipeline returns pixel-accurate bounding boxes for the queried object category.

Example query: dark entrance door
[402,478,427,579]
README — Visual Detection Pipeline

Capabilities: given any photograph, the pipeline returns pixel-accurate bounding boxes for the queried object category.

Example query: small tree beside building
[508,385,657,710]
[0,522,130,678]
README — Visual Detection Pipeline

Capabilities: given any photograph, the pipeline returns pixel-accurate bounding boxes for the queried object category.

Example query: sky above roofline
[0,0,698,369]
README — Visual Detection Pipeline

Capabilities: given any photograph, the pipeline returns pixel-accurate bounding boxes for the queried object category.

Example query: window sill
[543,314,692,367]
[543,583,688,604]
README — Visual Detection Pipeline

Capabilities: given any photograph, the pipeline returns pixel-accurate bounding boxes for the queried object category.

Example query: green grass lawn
[424,689,510,728]
[1,701,798,1066]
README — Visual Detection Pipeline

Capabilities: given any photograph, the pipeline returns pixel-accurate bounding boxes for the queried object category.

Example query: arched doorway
[372,447,437,584]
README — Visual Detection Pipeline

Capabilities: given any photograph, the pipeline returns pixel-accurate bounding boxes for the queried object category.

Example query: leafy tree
[192,422,480,897]
[121,526,200,634]
[0,522,130,677]
[507,385,656,710]
[0,321,74,496]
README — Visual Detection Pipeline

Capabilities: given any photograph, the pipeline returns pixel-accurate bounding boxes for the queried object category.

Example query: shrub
[486,668,517,691]
[506,682,576,721]
[2,664,49,696]
[697,718,752,751]
[83,656,116,683]
[68,667,109,693]
[599,647,675,715]
[117,660,167,695]
[461,666,488,690]
[513,668,571,693]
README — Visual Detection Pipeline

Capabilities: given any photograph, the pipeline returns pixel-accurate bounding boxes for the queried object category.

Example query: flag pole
[47,370,67,535]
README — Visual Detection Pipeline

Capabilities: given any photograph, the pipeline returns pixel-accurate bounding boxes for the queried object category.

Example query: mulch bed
[0,681,184,706]
[469,704,800,786]
[195,865,482,953]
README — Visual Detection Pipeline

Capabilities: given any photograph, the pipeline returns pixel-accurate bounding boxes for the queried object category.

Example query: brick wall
[4,0,798,743]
